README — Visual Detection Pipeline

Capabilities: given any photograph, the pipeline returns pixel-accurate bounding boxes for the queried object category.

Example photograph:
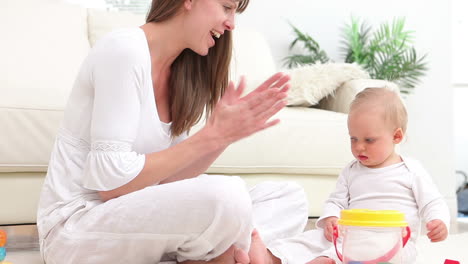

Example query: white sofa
[0,1,391,225]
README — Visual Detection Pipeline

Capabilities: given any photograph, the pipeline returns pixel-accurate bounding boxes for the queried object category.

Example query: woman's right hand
[324,216,339,242]
[205,72,290,147]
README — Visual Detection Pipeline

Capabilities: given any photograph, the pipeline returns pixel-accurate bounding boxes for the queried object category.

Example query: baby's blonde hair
[349,87,408,133]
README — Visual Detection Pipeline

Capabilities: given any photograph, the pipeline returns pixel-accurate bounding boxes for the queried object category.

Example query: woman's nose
[224,15,235,31]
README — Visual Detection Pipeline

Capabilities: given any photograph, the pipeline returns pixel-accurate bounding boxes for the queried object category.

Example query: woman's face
[183,0,237,55]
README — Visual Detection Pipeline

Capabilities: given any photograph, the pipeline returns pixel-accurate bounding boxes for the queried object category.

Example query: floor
[2,218,468,263]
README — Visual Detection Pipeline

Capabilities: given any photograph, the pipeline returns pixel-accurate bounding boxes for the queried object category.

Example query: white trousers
[42,175,309,264]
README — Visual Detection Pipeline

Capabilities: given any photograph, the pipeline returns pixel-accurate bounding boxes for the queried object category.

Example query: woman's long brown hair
[146,0,249,137]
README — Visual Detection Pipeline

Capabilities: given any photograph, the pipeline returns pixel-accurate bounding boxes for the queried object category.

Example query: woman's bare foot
[234,247,250,264]
[179,245,250,264]
[305,256,336,264]
[248,229,281,264]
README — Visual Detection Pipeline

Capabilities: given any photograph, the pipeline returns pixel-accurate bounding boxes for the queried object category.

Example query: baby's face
[347,107,400,168]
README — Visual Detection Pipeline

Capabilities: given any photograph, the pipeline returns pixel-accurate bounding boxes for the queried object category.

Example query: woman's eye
[224,5,233,11]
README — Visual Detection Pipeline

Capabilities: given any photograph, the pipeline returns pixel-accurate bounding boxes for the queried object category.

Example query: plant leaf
[283,22,330,68]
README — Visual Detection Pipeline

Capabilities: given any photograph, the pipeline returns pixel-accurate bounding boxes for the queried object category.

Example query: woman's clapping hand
[206,72,290,146]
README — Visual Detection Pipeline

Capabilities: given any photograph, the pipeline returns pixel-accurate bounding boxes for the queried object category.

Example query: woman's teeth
[211,30,221,38]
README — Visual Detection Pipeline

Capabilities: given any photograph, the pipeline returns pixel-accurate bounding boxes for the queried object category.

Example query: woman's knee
[201,175,253,218]
[179,176,253,258]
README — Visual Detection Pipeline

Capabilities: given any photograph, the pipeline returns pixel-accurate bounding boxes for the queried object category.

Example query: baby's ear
[393,128,404,144]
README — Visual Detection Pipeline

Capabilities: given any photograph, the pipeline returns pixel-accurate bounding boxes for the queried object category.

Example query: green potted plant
[284,17,428,94]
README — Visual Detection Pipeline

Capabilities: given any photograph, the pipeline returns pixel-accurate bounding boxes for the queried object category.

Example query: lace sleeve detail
[83,140,145,191]
[91,141,132,152]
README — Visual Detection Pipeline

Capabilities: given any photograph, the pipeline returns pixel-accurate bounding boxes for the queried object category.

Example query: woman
[37,0,311,263]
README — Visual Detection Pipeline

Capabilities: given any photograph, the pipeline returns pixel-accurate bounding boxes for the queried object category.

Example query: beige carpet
[416,232,468,263]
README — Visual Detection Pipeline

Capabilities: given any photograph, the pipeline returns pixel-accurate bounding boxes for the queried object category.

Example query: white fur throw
[286,63,370,107]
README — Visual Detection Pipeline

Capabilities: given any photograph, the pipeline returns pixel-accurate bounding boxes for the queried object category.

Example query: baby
[309,87,450,263]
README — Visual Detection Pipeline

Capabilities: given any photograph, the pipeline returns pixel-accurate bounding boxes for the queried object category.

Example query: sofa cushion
[0,1,89,110]
[0,108,64,173]
[0,1,89,172]
[230,28,277,94]
[197,107,354,175]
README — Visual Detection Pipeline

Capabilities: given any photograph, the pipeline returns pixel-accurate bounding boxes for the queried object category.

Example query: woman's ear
[393,128,404,144]
[184,0,193,10]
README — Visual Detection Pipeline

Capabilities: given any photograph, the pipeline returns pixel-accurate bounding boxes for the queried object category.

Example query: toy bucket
[333,209,411,264]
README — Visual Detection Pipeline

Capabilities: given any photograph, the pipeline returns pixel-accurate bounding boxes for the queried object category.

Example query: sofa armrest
[318,79,399,114]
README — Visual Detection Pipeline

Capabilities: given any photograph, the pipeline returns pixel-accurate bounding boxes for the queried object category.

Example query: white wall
[452,0,468,188]
[454,86,468,183]
[452,0,468,85]
[237,0,457,217]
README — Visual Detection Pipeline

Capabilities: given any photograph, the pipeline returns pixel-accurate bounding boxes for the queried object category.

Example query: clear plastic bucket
[333,209,411,264]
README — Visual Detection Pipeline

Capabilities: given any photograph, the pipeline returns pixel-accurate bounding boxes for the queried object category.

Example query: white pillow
[286,63,370,107]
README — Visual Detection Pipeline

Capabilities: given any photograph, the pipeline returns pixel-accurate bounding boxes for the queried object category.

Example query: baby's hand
[426,219,448,242]
[324,216,338,242]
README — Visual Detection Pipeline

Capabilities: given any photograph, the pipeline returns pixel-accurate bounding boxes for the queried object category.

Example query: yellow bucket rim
[338,209,408,227]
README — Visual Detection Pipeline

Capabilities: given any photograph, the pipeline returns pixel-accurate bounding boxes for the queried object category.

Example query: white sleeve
[409,159,451,230]
[316,163,352,228]
[82,41,146,191]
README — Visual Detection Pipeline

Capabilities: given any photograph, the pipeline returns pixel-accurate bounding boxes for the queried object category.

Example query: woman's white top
[37,28,187,239]
[316,156,451,242]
